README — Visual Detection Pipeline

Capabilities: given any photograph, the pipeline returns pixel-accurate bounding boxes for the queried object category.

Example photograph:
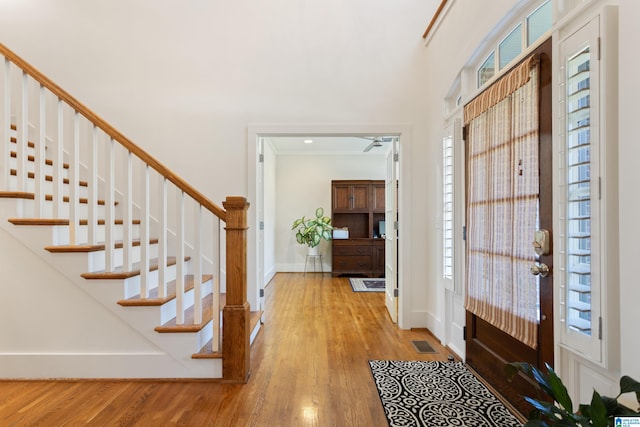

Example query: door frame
[384,139,398,323]
[247,123,412,328]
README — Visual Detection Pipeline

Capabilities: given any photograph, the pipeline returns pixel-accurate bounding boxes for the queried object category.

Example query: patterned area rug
[369,360,523,427]
[349,277,385,292]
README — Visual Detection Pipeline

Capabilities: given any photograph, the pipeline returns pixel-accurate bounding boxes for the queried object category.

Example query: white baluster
[212,217,221,353]
[87,126,98,244]
[105,138,115,272]
[16,72,27,192]
[122,150,133,273]
[193,203,203,325]
[68,112,80,245]
[34,85,46,217]
[0,58,9,190]
[176,189,185,325]
[140,165,150,298]
[53,101,64,219]
[158,177,167,299]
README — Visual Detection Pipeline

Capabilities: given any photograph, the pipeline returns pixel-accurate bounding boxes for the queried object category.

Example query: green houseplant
[506,362,640,427]
[291,207,333,250]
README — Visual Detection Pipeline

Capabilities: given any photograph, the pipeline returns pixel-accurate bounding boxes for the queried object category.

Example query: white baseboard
[263,266,276,286]
[0,353,221,379]
[276,263,332,273]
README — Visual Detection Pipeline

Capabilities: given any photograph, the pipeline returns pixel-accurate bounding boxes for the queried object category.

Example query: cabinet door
[351,184,370,211]
[372,183,385,213]
[332,184,352,212]
[373,244,385,276]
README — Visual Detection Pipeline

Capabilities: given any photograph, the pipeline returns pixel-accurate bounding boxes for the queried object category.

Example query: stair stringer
[0,200,222,379]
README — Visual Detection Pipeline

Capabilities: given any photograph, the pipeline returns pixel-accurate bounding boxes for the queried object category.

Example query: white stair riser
[86,244,160,272]
[8,175,88,199]
[51,223,141,246]
[197,319,215,352]
[159,280,213,325]
[8,157,70,177]
[120,263,179,299]
[14,198,107,219]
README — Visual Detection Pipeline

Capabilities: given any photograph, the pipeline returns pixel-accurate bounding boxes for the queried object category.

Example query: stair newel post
[0,58,8,190]
[222,196,250,383]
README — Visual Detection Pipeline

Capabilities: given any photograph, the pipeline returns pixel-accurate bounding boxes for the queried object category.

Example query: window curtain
[464,55,540,349]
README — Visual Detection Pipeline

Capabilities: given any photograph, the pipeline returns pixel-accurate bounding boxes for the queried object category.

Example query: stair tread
[0,191,115,205]
[45,238,160,253]
[0,191,33,199]
[191,339,223,359]
[191,310,261,359]
[10,169,89,187]
[118,274,214,306]
[81,256,191,280]
[155,291,215,333]
[8,218,141,226]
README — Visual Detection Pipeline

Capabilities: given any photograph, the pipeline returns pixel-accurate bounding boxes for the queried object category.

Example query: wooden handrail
[422,0,448,39]
[0,43,227,221]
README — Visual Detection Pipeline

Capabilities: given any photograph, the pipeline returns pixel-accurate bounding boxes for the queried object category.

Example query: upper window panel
[476,0,552,89]
[527,1,552,46]
[478,51,495,88]
[499,24,523,69]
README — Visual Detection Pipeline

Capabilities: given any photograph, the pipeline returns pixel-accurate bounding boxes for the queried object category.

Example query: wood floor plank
[0,273,452,426]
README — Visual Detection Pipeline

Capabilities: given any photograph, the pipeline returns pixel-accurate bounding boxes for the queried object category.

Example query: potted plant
[506,362,640,427]
[291,207,333,255]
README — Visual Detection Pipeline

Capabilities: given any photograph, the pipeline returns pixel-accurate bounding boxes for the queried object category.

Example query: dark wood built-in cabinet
[331,180,385,277]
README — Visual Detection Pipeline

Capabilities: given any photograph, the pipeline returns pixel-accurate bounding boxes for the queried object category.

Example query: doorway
[464,39,553,414]
[247,124,411,328]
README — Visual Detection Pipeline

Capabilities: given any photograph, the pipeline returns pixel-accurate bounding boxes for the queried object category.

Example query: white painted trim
[247,123,413,329]
[424,307,443,337]
[0,354,221,379]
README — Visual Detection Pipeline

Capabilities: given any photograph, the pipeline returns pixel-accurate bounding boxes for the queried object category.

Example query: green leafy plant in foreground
[506,362,640,427]
[291,207,333,248]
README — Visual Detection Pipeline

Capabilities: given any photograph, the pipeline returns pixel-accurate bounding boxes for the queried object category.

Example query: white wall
[275,154,385,272]
[421,0,522,342]
[0,0,439,330]
[0,222,174,377]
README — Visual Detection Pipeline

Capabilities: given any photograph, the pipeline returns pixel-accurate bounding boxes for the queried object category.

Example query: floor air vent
[411,340,436,354]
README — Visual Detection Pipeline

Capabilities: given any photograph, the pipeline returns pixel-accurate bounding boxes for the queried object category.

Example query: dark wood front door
[465,38,553,415]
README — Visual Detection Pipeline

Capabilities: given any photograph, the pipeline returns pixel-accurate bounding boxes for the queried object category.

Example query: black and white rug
[369,360,522,427]
[349,277,385,292]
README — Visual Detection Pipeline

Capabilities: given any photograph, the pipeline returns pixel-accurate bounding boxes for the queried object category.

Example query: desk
[304,254,323,275]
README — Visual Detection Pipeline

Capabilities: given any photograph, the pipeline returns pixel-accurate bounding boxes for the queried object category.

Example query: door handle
[530,262,550,277]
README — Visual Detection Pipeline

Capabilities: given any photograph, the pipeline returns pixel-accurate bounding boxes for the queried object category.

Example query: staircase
[0,44,257,381]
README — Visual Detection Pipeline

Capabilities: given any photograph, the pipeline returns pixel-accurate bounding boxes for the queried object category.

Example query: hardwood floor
[0,273,450,426]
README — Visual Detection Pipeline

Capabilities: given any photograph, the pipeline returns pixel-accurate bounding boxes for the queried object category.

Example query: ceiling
[267,136,394,155]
